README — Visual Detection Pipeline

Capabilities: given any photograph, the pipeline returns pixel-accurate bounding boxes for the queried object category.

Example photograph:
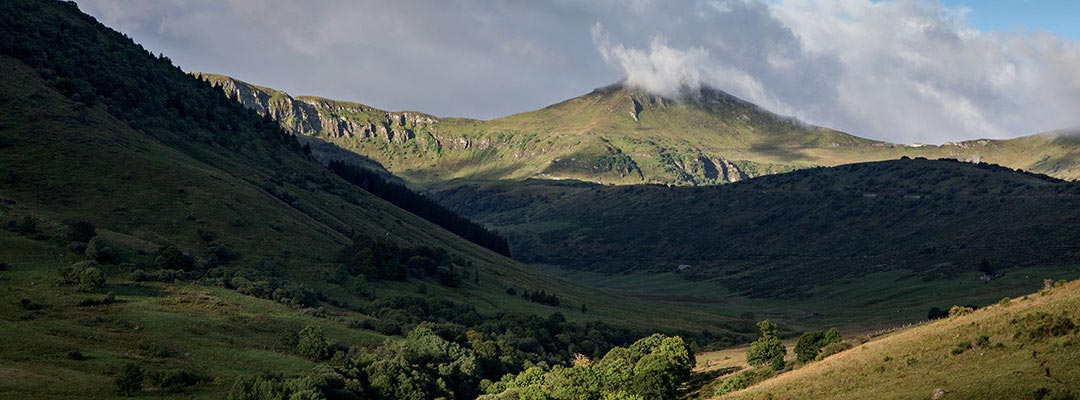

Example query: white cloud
[590,0,1080,143]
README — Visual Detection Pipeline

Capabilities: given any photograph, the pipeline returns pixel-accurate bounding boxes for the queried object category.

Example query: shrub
[975,334,991,348]
[715,369,774,396]
[65,221,96,243]
[59,261,106,292]
[14,215,38,234]
[156,246,194,271]
[146,369,207,393]
[204,244,240,266]
[114,363,144,396]
[68,241,88,254]
[927,307,948,320]
[816,341,853,361]
[85,237,119,263]
[66,351,85,360]
[0,261,8,271]
[78,292,116,307]
[140,343,174,358]
[18,298,43,310]
[297,325,332,360]
[795,328,842,363]
[949,305,974,318]
[999,297,1012,307]
[951,341,972,355]
[1014,312,1076,341]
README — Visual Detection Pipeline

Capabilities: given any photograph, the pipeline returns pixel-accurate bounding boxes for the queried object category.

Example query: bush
[78,292,116,307]
[816,341,853,361]
[67,241,88,255]
[297,325,332,360]
[65,221,96,243]
[1013,312,1076,341]
[13,215,38,234]
[140,343,174,358]
[927,307,948,320]
[951,340,972,355]
[114,363,144,396]
[85,237,119,263]
[146,369,207,393]
[949,305,974,318]
[156,246,194,271]
[999,297,1012,307]
[794,328,842,364]
[59,261,106,292]
[715,369,775,396]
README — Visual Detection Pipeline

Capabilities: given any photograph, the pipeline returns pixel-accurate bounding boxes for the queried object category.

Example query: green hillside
[202,76,1080,186]
[429,158,1080,328]
[0,1,746,398]
[711,279,1080,399]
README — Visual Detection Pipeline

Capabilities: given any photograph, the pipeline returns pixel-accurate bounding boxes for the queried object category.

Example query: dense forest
[329,161,511,257]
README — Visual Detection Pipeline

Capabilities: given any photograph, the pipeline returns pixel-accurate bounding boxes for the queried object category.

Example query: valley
[1,0,1079,398]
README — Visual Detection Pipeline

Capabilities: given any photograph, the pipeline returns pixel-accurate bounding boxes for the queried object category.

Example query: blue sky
[942,0,1080,39]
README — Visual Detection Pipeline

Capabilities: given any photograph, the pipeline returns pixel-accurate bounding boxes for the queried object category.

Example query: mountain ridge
[200,73,1080,184]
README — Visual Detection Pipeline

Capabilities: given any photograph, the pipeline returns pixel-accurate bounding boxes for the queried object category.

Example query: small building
[675,264,692,273]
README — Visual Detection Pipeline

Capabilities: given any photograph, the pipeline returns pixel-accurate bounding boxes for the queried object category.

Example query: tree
[156,246,194,271]
[978,258,995,275]
[66,221,96,243]
[114,362,144,396]
[794,331,824,364]
[746,320,786,370]
[927,307,948,320]
[59,261,106,292]
[794,328,841,364]
[85,236,118,263]
[296,325,332,360]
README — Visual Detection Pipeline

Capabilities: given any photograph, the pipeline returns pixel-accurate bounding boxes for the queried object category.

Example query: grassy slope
[0,230,380,399]
[201,76,1080,185]
[0,53,737,332]
[713,279,1080,400]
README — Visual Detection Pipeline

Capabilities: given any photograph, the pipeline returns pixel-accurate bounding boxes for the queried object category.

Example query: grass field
[707,279,1080,399]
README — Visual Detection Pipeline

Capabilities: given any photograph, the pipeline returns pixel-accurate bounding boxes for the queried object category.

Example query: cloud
[73,0,1080,143]
[589,0,1080,143]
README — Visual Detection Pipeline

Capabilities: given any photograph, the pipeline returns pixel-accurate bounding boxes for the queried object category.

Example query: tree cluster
[0,0,302,158]
[482,333,695,400]
[794,328,841,363]
[328,161,511,257]
[338,234,466,287]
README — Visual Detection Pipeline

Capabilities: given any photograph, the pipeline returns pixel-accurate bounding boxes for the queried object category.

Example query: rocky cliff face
[200,74,437,147]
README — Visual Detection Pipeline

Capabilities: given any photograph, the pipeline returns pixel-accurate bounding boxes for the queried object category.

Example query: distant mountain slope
[431,158,1080,296]
[202,75,1080,185]
[715,279,1080,399]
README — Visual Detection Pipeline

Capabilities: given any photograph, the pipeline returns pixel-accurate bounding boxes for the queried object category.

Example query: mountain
[711,279,1080,399]
[202,75,1080,185]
